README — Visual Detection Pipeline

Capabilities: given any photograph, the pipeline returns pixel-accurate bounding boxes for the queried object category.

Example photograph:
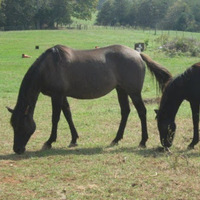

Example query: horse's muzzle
[13,146,26,154]
[161,138,172,148]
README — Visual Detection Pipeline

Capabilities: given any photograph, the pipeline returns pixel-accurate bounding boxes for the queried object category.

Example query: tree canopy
[96,0,200,32]
[0,0,98,29]
[1,0,200,32]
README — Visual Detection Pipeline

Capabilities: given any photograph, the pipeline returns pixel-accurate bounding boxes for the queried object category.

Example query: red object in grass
[22,54,31,58]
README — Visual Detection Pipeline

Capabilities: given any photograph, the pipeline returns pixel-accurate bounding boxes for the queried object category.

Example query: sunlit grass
[0,28,199,200]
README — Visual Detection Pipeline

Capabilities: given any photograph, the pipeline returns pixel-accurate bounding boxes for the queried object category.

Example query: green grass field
[0,28,199,200]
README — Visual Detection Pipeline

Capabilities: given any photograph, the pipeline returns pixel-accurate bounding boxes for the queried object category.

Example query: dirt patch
[0,176,22,184]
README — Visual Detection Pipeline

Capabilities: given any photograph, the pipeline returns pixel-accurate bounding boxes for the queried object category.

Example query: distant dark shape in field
[155,63,200,149]
[7,44,171,154]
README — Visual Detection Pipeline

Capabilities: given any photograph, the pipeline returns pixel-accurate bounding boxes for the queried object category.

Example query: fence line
[0,24,199,40]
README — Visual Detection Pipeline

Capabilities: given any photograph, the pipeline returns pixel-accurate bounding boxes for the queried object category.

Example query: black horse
[156,63,200,149]
[7,44,171,154]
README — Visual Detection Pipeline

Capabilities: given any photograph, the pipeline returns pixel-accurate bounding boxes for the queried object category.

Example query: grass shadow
[0,145,199,161]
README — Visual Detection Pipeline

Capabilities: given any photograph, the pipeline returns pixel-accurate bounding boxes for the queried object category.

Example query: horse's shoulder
[191,62,200,70]
[183,63,200,77]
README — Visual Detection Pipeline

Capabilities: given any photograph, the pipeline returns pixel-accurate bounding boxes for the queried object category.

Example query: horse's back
[71,45,145,94]
[41,45,145,98]
[181,63,200,101]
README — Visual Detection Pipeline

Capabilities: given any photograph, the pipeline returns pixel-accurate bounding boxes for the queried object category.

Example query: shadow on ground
[0,145,199,161]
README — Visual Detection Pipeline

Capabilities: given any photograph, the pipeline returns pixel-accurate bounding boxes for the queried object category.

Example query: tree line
[96,0,200,32]
[0,0,200,32]
[0,0,98,30]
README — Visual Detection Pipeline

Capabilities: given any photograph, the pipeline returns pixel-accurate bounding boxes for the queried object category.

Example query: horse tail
[140,53,172,92]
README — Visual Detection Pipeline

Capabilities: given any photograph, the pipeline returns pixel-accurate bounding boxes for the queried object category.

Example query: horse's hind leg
[188,102,199,149]
[43,96,62,150]
[111,88,130,145]
[62,98,79,147]
[129,93,148,148]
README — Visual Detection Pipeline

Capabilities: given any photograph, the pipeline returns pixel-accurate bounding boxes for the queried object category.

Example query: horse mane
[164,65,193,91]
[157,65,194,119]
[14,47,58,114]
[21,45,65,87]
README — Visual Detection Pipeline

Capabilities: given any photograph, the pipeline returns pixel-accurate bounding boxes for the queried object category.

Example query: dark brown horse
[7,44,171,154]
[156,63,200,149]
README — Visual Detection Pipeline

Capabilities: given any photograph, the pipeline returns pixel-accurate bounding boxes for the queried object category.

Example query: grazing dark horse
[156,63,200,149]
[7,44,171,154]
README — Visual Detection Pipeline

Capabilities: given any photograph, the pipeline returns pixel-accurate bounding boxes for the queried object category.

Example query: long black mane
[15,46,63,106]
[12,48,55,117]
[157,65,194,119]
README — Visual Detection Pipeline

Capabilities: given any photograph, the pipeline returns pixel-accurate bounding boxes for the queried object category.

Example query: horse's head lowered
[159,120,176,148]
[7,106,36,154]
[155,109,176,148]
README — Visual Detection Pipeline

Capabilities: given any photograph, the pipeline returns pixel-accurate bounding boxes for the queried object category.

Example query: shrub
[158,37,200,57]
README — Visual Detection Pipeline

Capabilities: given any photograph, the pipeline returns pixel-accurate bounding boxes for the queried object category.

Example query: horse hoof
[110,141,118,147]
[42,143,52,150]
[187,145,194,150]
[68,143,78,148]
[138,143,146,148]
[156,146,165,152]
[164,147,172,153]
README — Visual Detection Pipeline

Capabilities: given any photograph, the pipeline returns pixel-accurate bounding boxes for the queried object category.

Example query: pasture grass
[0,28,199,200]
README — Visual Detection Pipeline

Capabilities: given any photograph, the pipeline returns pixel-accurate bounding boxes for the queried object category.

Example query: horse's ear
[154,109,159,119]
[6,106,14,114]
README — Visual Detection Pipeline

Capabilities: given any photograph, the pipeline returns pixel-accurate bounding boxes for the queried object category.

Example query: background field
[0,28,199,200]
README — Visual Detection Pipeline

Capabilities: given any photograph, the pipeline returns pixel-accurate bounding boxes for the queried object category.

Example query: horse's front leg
[42,96,62,150]
[188,102,199,149]
[62,98,79,147]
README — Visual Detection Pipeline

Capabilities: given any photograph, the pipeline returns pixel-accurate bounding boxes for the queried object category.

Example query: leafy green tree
[126,2,138,26]
[189,0,200,31]
[1,0,36,29]
[51,0,71,27]
[1,0,98,29]
[112,0,132,26]
[96,0,134,26]
[96,0,114,25]
[97,0,106,9]
[136,0,169,30]
[34,0,71,29]
[0,0,5,26]
[72,0,98,20]
[162,1,195,31]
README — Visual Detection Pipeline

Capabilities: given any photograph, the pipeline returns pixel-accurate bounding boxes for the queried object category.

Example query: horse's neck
[165,96,183,121]
[160,83,184,121]
[16,70,40,116]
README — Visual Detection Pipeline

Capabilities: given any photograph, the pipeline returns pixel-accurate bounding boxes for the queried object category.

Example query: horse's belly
[65,78,116,99]
[62,64,118,99]
[67,85,115,99]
